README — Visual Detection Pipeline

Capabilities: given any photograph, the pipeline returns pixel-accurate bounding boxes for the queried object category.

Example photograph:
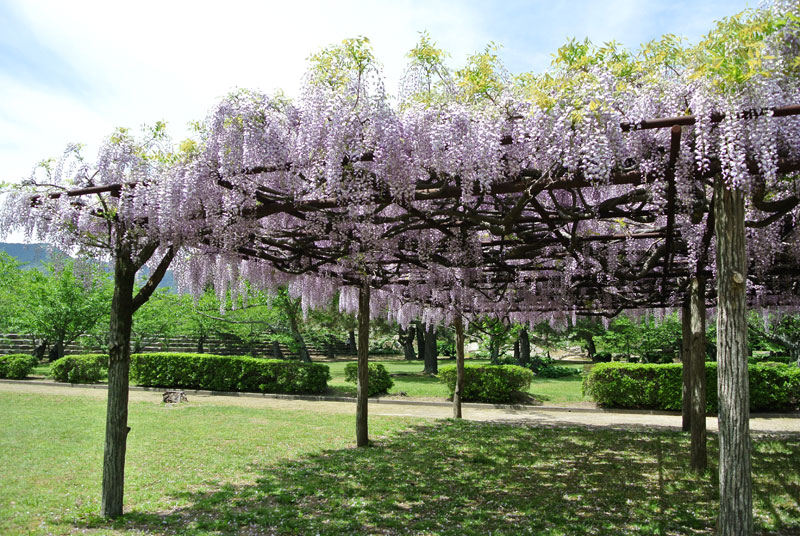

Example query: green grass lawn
[0,391,420,535]
[1,390,799,535]
[31,363,50,376]
[326,358,589,404]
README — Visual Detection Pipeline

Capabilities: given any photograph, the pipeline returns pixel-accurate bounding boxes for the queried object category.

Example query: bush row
[750,353,796,365]
[50,354,107,383]
[49,352,331,394]
[439,364,534,403]
[130,353,330,394]
[344,362,393,396]
[583,362,800,412]
[494,357,581,378]
[0,354,38,379]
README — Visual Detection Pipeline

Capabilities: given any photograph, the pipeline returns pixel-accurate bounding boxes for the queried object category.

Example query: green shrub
[536,365,581,378]
[497,356,581,378]
[0,354,38,379]
[749,353,795,365]
[583,362,800,412]
[50,354,107,384]
[439,365,534,403]
[344,362,393,396]
[130,353,330,394]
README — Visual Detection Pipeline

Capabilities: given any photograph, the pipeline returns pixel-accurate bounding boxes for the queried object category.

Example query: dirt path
[2,380,798,434]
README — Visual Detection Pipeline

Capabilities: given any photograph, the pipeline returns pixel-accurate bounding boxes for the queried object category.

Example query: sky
[0,0,753,233]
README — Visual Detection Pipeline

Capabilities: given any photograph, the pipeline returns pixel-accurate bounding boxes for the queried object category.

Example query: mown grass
[0,391,420,535]
[326,358,588,404]
[2,390,799,535]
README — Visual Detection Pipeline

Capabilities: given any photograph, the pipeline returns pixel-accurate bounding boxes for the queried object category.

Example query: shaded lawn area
[2,392,799,535]
[115,423,798,535]
[114,421,800,535]
[0,391,420,535]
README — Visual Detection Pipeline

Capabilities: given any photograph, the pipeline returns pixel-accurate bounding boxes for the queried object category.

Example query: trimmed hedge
[344,362,393,396]
[0,354,38,379]
[50,354,107,384]
[750,353,796,365]
[130,353,330,394]
[583,362,800,412]
[439,364,534,403]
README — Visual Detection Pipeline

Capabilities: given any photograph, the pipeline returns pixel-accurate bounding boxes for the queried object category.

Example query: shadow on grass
[94,422,800,535]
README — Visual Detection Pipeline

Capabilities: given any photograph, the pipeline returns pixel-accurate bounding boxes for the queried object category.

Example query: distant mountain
[0,242,64,268]
[0,242,175,289]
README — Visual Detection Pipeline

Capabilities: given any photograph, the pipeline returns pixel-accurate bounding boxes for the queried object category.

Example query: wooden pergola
[36,104,800,530]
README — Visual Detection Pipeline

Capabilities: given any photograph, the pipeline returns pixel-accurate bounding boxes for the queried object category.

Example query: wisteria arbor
[2,2,799,534]
[1,130,183,517]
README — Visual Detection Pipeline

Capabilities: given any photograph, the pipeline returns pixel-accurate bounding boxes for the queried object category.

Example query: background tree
[0,252,23,333]
[469,316,512,364]
[129,289,181,353]
[748,313,800,365]
[13,258,112,360]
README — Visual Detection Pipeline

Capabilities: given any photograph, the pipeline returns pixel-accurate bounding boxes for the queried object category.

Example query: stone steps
[0,333,354,360]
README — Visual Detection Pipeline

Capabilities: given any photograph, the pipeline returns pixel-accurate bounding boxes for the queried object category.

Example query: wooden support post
[423,324,438,374]
[454,314,465,419]
[356,280,370,447]
[714,177,752,535]
[101,247,136,518]
[681,299,692,432]
[690,276,707,472]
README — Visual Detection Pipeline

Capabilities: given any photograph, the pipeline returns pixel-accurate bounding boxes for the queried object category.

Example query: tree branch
[131,246,176,313]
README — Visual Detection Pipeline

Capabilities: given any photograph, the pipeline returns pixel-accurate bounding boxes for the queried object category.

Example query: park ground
[29,357,593,405]
[2,373,800,535]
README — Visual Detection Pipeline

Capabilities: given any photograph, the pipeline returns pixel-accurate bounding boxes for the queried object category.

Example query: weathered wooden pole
[454,314,465,419]
[519,328,531,366]
[714,177,752,535]
[101,247,136,518]
[101,242,174,518]
[423,324,438,374]
[356,280,371,447]
[681,299,692,432]
[690,276,707,472]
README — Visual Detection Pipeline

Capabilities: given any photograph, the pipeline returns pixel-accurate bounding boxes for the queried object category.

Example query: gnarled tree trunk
[101,250,136,518]
[100,241,174,519]
[285,304,311,362]
[272,340,284,360]
[519,328,531,366]
[48,340,65,362]
[423,324,438,374]
[356,281,370,447]
[454,315,465,419]
[681,300,692,432]
[416,321,425,361]
[489,337,501,365]
[399,325,416,360]
[690,276,707,473]
[714,178,751,535]
[348,329,357,355]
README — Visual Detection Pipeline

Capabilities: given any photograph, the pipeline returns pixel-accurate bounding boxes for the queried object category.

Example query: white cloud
[1,0,488,180]
[1,0,753,188]
[0,0,756,244]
